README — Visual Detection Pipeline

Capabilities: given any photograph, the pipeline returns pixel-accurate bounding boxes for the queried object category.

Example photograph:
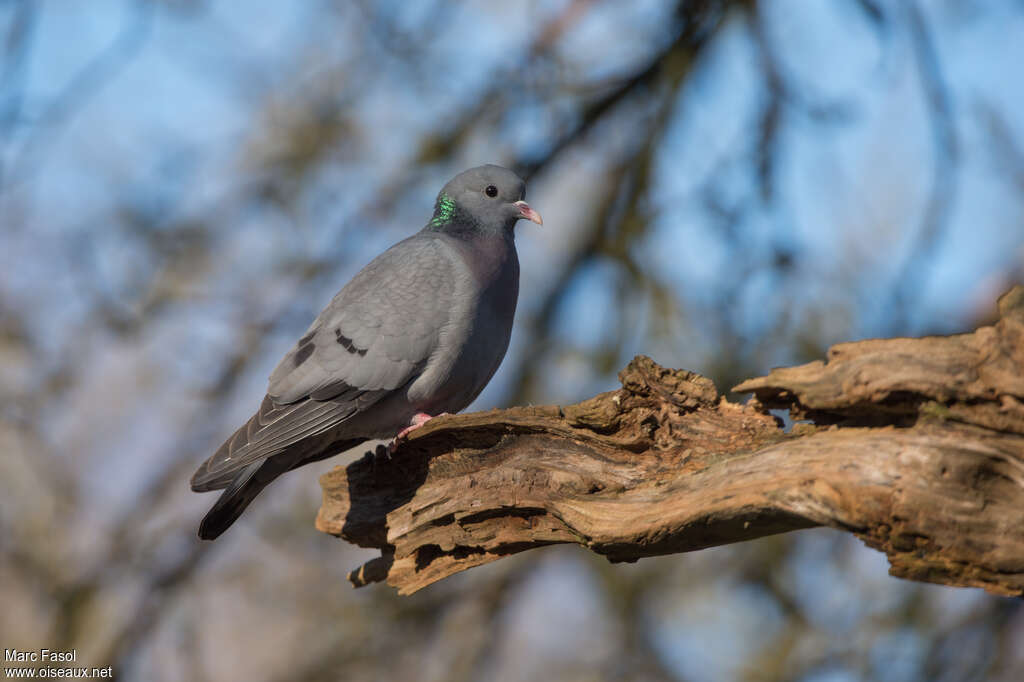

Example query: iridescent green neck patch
[431,193,456,226]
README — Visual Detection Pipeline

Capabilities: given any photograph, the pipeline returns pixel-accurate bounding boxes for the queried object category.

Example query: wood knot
[618,355,719,409]
[562,393,623,433]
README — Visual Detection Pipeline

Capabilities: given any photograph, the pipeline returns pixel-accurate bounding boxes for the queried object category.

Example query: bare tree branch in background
[886,1,959,332]
[0,0,36,190]
[506,0,728,404]
[1,0,153,194]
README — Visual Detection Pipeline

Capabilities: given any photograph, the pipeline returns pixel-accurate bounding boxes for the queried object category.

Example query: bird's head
[430,165,542,236]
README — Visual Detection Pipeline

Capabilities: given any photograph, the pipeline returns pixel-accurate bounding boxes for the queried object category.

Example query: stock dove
[191,165,542,540]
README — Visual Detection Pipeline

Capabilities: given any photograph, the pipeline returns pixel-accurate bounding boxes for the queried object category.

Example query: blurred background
[1,0,1023,680]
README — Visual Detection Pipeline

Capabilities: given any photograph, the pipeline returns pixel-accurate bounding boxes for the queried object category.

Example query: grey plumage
[192,165,541,539]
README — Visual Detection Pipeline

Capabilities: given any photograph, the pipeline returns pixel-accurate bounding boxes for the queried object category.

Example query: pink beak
[514,200,543,226]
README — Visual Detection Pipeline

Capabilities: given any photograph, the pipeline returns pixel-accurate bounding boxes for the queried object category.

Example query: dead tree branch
[318,287,1024,595]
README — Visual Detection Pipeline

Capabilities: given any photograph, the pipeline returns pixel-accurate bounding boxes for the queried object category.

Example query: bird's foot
[388,412,450,453]
[396,412,437,440]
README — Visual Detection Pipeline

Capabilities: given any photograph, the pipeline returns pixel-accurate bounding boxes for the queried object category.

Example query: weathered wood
[317,287,1024,595]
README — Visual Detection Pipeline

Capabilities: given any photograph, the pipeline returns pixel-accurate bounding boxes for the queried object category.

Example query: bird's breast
[406,234,519,413]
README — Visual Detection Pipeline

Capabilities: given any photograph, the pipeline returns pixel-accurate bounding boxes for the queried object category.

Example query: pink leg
[396,412,435,440]
[389,412,450,452]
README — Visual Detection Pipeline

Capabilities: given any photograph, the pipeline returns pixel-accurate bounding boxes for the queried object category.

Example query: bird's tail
[198,458,281,540]
[197,438,364,541]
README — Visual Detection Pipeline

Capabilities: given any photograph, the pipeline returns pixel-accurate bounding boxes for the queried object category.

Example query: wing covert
[268,234,455,404]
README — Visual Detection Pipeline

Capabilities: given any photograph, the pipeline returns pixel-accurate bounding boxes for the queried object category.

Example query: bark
[317,287,1024,595]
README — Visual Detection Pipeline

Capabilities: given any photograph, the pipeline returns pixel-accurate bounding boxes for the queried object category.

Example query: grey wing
[191,235,454,489]
[269,234,454,403]
[190,390,374,491]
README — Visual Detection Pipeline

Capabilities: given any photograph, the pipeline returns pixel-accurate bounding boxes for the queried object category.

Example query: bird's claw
[388,412,451,453]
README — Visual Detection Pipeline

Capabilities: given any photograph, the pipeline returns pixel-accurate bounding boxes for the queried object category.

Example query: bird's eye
[484,185,498,198]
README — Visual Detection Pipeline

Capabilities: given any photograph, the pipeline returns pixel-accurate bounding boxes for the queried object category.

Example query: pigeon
[191,165,542,540]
